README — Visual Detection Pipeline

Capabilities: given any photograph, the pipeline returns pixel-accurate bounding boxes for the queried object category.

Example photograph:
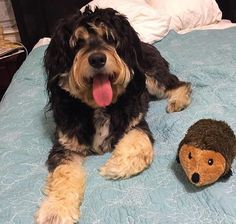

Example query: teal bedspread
[1,28,236,224]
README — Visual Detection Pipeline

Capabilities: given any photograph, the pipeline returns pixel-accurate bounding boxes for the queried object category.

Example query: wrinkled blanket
[0,28,236,224]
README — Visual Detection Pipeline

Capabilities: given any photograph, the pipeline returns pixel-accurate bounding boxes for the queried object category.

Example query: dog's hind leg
[99,125,154,179]
[146,75,192,113]
[35,145,86,224]
[164,82,192,113]
[142,42,192,113]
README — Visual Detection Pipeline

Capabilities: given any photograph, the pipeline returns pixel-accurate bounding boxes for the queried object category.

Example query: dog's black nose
[88,52,106,69]
[191,172,200,183]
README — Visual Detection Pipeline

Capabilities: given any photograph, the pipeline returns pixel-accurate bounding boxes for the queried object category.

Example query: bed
[1,0,236,223]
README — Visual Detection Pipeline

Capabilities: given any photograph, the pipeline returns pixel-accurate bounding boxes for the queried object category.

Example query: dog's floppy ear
[111,12,143,70]
[44,11,82,95]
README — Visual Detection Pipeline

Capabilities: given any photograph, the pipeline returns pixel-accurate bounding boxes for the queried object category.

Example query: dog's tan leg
[99,128,154,179]
[146,76,192,113]
[166,83,192,113]
[35,154,85,224]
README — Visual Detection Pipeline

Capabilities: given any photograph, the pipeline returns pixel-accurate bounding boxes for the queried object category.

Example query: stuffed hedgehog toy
[177,119,236,187]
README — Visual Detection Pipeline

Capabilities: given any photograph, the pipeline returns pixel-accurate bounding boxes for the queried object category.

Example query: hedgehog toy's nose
[191,172,200,184]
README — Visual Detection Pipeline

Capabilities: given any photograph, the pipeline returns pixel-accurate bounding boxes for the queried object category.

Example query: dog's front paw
[35,198,79,224]
[99,157,128,180]
[166,83,192,113]
[99,129,154,179]
[166,99,189,113]
[99,151,152,180]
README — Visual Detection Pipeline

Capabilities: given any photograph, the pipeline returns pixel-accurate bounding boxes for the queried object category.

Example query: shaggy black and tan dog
[36,6,192,224]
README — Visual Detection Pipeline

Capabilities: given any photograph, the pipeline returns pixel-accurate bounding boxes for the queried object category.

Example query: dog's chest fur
[92,108,112,154]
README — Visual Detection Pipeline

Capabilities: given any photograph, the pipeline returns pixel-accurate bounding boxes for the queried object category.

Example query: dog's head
[45,6,144,108]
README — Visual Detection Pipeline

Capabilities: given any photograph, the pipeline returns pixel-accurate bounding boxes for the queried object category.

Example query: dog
[35,6,192,224]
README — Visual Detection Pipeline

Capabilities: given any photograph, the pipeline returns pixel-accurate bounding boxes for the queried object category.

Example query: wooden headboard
[11,0,236,52]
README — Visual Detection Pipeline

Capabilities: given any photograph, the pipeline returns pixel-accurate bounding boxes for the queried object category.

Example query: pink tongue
[92,75,113,107]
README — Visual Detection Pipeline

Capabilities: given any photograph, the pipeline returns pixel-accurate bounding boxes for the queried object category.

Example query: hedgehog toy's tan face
[179,144,226,186]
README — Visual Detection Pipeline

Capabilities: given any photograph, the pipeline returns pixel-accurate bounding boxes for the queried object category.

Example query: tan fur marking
[166,83,192,113]
[58,131,89,155]
[99,128,154,179]
[58,73,70,91]
[89,22,109,38]
[92,109,111,154]
[35,155,86,223]
[145,76,166,99]
[60,46,131,108]
[145,76,191,113]
[70,27,89,47]
[127,113,144,131]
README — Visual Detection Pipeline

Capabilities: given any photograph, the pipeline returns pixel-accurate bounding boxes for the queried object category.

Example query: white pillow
[82,0,171,43]
[146,0,222,31]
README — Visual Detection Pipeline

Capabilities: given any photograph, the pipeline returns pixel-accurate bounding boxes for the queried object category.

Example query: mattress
[0,27,236,224]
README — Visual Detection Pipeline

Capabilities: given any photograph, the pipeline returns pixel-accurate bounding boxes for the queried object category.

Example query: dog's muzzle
[88,52,107,69]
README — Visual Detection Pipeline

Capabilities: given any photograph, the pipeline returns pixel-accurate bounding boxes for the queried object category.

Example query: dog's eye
[74,38,86,50]
[105,32,117,46]
[208,159,214,166]
[188,152,192,159]
[105,35,114,44]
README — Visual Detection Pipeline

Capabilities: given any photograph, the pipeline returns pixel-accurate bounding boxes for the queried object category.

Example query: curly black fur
[44,6,187,171]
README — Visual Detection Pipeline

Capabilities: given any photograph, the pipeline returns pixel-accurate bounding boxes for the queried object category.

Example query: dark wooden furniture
[0,52,25,100]
[11,0,92,52]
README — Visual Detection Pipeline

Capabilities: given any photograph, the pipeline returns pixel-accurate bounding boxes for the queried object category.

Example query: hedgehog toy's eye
[208,159,214,166]
[188,152,192,159]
